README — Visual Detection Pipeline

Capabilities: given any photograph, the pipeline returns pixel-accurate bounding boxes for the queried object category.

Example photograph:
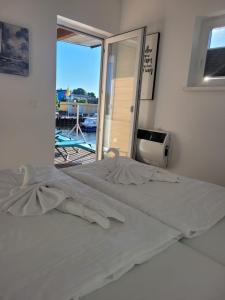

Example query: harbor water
[57,128,97,146]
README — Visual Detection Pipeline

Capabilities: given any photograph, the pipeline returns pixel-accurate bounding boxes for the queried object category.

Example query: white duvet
[64,157,225,238]
[0,167,180,300]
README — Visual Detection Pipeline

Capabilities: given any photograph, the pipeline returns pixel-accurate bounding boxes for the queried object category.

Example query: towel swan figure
[104,148,180,185]
[0,164,67,216]
[0,165,125,229]
[20,164,40,188]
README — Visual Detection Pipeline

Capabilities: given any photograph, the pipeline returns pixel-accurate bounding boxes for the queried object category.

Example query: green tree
[73,88,87,95]
[55,94,59,111]
[87,92,96,98]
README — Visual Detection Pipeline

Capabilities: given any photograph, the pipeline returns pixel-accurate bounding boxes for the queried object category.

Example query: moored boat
[81,116,97,132]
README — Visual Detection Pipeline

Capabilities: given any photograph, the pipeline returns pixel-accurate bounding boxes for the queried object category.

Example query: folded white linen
[57,200,110,229]
[64,157,225,238]
[0,165,67,216]
[0,165,125,229]
[105,157,180,185]
[0,182,67,216]
[0,169,24,199]
[20,164,39,187]
[87,152,180,185]
[52,178,126,224]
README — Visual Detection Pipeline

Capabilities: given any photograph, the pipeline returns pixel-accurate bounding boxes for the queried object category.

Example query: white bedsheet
[0,167,180,300]
[64,158,225,238]
[182,216,225,266]
[82,242,225,300]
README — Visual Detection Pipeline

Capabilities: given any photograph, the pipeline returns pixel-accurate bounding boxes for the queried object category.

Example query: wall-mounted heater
[136,129,170,168]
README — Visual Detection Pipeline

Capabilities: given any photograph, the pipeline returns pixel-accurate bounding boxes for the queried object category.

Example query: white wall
[120,0,225,186]
[0,0,121,169]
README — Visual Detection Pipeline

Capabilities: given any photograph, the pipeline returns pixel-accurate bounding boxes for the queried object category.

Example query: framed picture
[0,21,29,76]
[140,32,160,100]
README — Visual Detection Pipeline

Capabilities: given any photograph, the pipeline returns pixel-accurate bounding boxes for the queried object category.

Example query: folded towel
[150,170,180,183]
[0,164,68,216]
[57,200,110,229]
[106,163,150,185]
[53,179,126,223]
[0,183,67,216]
[105,157,180,185]
[0,165,125,229]
[19,164,39,187]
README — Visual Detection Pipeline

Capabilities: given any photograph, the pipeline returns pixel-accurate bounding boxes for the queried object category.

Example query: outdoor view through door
[55,26,102,168]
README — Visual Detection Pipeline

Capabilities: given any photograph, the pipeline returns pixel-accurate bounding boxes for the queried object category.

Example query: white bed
[0,210,179,300]
[64,157,225,268]
[1,212,225,300]
[1,164,225,300]
[0,167,180,300]
[82,243,225,300]
[64,157,225,238]
[182,216,225,266]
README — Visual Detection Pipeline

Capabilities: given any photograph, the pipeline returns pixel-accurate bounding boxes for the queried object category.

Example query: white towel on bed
[0,165,67,215]
[54,179,126,224]
[19,164,40,187]
[0,182,67,216]
[0,165,125,229]
[104,156,180,185]
[57,199,111,229]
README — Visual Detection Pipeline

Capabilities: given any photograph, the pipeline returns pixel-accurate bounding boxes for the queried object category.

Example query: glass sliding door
[97,28,145,159]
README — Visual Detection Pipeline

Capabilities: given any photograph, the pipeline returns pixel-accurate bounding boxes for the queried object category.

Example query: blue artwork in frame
[0,21,29,76]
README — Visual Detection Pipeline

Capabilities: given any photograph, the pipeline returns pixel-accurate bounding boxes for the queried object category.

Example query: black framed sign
[140,32,160,100]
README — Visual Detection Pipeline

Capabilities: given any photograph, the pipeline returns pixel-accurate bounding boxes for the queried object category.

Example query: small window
[209,26,225,49]
[187,14,225,87]
[204,26,225,79]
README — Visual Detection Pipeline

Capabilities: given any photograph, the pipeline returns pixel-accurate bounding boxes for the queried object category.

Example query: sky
[56,41,101,97]
[210,26,225,48]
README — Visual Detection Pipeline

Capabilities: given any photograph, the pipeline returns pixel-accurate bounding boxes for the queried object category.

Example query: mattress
[182,216,225,266]
[1,165,225,300]
[82,242,225,300]
[64,158,225,237]
[0,167,180,300]
[0,209,180,300]
[64,158,225,268]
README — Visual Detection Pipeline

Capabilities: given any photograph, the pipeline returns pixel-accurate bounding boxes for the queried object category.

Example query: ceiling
[57,27,102,48]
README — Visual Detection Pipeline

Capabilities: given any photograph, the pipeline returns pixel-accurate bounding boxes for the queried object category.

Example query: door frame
[56,19,146,162]
[97,27,146,160]
[56,22,106,162]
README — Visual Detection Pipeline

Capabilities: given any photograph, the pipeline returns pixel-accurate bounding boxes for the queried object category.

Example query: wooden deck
[55,146,96,168]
